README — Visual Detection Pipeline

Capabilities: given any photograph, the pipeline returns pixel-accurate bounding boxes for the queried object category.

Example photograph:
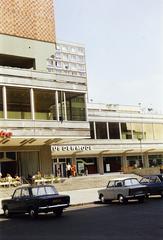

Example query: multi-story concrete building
[0,0,89,178]
[0,0,163,178]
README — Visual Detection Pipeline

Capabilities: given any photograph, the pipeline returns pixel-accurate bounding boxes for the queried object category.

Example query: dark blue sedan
[140,174,163,198]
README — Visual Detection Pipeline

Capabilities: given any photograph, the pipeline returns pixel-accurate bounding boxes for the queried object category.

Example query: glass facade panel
[121,123,132,139]
[7,87,31,119]
[109,122,120,139]
[132,123,143,139]
[143,123,154,139]
[0,87,3,118]
[66,92,86,121]
[96,122,107,139]
[90,122,95,139]
[153,124,163,139]
[34,89,56,120]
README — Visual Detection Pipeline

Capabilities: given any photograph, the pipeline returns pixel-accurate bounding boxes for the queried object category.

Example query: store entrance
[53,162,67,177]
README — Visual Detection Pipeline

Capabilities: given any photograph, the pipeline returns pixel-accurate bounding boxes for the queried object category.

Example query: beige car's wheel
[100,194,105,203]
[118,195,127,204]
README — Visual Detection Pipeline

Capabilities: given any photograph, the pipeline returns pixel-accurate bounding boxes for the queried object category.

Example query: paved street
[0,198,162,240]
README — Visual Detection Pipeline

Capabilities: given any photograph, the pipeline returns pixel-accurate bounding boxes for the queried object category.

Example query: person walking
[66,163,71,178]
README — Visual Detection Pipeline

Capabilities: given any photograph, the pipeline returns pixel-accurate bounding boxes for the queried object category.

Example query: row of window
[0,87,86,121]
[56,45,85,55]
[55,52,85,63]
[90,121,163,140]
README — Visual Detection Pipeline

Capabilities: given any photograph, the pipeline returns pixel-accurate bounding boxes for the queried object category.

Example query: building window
[0,87,3,118]
[90,122,95,139]
[7,87,31,119]
[65,92,86,121]
[121,123,132,139]
[148,155,163,167]
[143,123,154,139]
[132,123,143,139]
[109,122,120,139]
[96,122,107,139]
[153,124,163,139]
[34,89,56,120]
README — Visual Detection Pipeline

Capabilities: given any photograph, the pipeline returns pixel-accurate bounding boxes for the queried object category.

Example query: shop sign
[51,145,92,152]
[0,130,13,138]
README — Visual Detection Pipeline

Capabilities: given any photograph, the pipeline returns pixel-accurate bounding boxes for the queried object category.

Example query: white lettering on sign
[51,145,92,152]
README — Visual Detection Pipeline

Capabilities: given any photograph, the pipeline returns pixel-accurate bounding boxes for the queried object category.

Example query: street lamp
[138,134,143,167]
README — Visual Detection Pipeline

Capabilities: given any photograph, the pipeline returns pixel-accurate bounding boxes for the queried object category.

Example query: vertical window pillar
[63,92,67,121]
[85,93,88,121]
[93,122,97,139]
[55,91,59,121]
[2,86,7,119]
[30,88,35,120]
[106,122,109,139]
[119,122,122,140]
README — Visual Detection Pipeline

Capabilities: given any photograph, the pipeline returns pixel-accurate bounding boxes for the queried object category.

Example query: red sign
[0,130,13,138]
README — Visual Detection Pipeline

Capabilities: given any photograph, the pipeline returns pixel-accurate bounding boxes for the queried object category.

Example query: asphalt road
[0,198,163,240]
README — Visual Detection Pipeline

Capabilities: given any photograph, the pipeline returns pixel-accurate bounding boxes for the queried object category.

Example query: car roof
[15,184,55,190]
[142,174,161,177]
[108,177,138,181]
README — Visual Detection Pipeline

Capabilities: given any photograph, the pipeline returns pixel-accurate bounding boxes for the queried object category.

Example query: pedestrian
[66,163,71,178]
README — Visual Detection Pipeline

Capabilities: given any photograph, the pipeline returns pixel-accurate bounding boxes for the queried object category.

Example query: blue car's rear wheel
[3,207,10,218]
[29,208,38,218]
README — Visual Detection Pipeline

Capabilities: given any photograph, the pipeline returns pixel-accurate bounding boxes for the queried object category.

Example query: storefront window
[103,156,121,172]
[0,87,3,118]
[143,123,154,140]
[76,158,97,175]
[109,122,120,139]
[153,124,163,139]
[66,92,86,121]
[121,123,132,139]
[34,89,56,120]
[148,155,163,167]
[96,122,107,139]
[7,87,31,119]
[127,156,143,168]
[132,123,143,139]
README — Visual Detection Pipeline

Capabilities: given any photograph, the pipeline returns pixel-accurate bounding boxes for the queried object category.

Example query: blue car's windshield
[124,179,139,186]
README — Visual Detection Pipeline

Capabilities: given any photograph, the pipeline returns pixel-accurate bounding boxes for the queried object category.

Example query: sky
[55,0,163,113]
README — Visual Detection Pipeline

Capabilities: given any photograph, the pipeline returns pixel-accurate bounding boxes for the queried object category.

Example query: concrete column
[2,86,7,119]
[143,153,149,168]
[30,88,35,120]
[63,92,67,121]
[122,153,128,173]
[97,155,104,174]
[55,91,59,121]
[93,122,97,139]
[106,122,109,139]
[39,145,52,175]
